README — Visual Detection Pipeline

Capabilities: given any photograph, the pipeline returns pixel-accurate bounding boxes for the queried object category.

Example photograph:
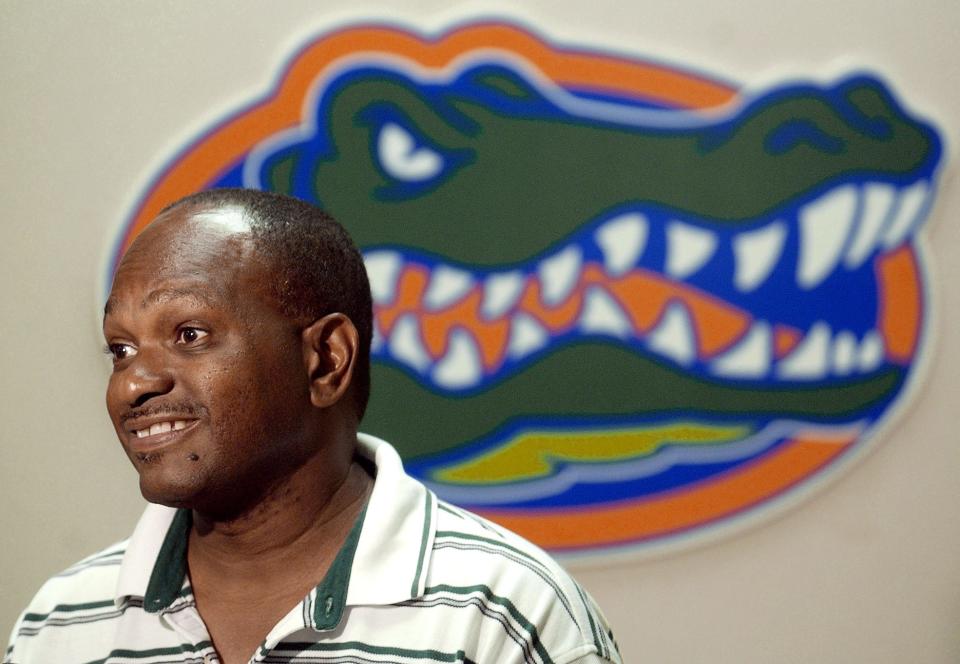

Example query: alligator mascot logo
[114,23,944,555]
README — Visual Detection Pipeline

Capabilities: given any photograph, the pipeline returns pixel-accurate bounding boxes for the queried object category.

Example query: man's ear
[301,313,359,409]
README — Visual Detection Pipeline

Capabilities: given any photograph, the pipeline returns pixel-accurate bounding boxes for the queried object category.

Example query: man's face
[103,205,314,515]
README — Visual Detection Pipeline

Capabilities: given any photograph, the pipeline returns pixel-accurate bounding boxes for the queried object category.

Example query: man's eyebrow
[103,287,216,320]
[142,287,216,308]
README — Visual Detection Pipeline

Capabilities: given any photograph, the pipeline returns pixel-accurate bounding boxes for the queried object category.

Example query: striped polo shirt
[6,434,621,664]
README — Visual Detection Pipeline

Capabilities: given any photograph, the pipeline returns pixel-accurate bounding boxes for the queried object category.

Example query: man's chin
[139,480,200,510]
[135,461,205,510]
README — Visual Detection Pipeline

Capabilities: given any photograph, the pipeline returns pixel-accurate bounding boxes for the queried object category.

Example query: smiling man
[5,189,621,664]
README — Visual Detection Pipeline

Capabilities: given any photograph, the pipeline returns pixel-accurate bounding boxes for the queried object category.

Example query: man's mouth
[132,419,193,439]
[123,416,201,455]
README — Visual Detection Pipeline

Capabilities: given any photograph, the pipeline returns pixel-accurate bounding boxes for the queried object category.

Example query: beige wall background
[2,2,958,662]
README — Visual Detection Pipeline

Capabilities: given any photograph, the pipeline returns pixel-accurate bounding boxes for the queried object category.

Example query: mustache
[120,402,208,424]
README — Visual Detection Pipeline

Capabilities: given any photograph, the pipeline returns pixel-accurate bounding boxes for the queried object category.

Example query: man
[5,189,621,664]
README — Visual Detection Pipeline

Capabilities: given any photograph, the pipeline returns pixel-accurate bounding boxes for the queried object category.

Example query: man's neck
[187,451,372,585]
[184,445,373,664]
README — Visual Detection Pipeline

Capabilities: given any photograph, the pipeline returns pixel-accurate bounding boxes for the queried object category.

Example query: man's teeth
[135,420,188,438]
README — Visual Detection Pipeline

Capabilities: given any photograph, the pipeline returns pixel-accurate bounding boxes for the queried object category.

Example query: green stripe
[421,584,552,664]
[437,502,500,534]
[573,583,604,658]
[438,503,460,518]
[435,531,544,569]
[410,491,433,596]
[272,640,466,661]
[22,599,116,622]
[58,549,125,575]
[432,539,578,627]
[100,640,215,659]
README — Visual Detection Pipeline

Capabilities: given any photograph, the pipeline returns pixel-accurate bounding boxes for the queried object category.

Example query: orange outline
[475,433,854,550]
[117,23,736,258]
[877,246,921,363]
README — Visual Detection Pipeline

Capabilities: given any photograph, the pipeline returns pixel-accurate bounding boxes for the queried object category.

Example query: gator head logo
[116,23,943,555]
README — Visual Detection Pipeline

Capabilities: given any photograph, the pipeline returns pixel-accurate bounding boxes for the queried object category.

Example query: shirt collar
[113,433,437,614]
[348,433,437,605]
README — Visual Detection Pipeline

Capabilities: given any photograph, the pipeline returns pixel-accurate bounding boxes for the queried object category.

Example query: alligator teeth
[858,330,884,372]
[595,212,648,276]
[424,265,474,310]
[665,221,717,280]
[844,183,894,269]
[709,321,771,378]
[881,180,929,249]
[797,185,858,289]
[647,301,696,366]
[776,321,830,380]
[832,330,857,375]
[538,246,582,306]
[431,329,482,389]
[733,221,787,292]
[481,270,525,320]
[579,286,632,338]
[507,313,550,359]
[388,314,431,372]
[364,250,403,305]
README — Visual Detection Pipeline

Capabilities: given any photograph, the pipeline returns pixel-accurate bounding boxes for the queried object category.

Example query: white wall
[2,2,958,661]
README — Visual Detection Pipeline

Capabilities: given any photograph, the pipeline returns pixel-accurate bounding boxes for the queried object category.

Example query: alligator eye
[377,122,444,182]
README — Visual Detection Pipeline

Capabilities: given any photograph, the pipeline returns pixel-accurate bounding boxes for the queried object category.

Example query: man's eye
[105,343,137,361]
[176,327,209,345]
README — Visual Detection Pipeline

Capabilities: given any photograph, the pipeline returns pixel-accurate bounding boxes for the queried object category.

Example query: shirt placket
[249,595,315,663]
[158,592,219,663]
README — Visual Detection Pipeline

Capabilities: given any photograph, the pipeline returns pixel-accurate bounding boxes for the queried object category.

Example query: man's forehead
[103,285,218,318]
[127,204,253,254]
[104,204,269,318]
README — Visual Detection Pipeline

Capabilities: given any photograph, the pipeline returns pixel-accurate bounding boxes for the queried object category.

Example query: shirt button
[324,596,334,616]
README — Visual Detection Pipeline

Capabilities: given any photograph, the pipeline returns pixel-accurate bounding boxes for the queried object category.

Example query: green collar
[144,505,368,632]
[144,508,191,613]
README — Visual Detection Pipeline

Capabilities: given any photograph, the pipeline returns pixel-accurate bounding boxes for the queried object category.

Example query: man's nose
[119,348,175,408]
